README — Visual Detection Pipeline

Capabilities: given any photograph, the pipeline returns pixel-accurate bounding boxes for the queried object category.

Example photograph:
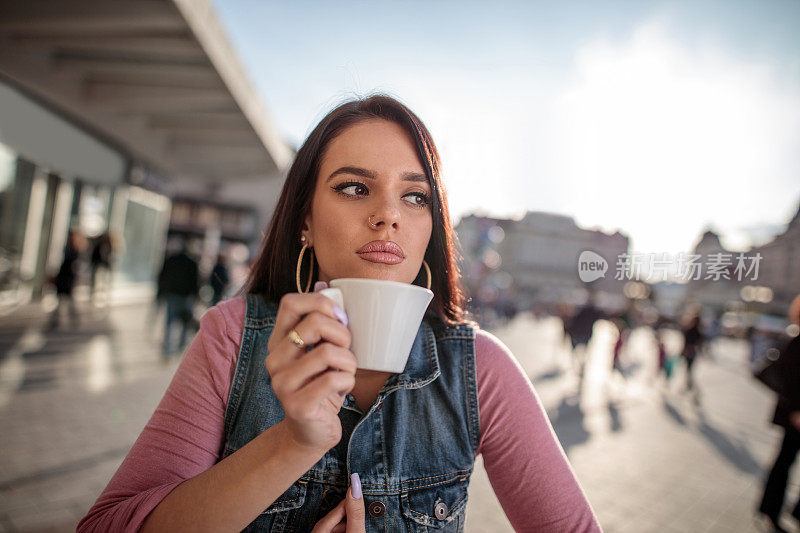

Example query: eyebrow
[326,166,429,184]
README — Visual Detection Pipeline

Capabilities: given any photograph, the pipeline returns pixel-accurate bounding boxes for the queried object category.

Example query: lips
[357,240,405,257]
[356,240,405,264]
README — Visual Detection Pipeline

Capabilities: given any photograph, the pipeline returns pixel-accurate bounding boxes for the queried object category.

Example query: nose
[368,194,401,231]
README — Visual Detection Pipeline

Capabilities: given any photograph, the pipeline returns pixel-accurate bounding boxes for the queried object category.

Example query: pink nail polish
[333,306,348,327]
[350,472,362,499]
[314,281,328,292]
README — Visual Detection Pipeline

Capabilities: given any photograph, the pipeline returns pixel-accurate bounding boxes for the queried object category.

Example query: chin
[351,267,410,283]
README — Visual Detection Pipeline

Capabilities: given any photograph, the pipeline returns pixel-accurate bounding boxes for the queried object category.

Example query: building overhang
[0,0,293,187]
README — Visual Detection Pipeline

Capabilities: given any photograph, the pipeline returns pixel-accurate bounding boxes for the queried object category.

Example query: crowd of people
[552,292,800,532]
[47,230,236,362]
[555,296,708,396]
[47,230,116,329]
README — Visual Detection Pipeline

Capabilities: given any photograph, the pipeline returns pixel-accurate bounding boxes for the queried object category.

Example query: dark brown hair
[243,94,474,327]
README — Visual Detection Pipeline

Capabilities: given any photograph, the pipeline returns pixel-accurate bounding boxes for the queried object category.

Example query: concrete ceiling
[0,0,293,186]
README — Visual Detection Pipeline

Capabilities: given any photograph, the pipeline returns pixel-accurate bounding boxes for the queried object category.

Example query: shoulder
[473,327,517,367]
[190,296,247,394]
[199,295,247,346]
[474,326,506,350]
[467,326,528,385]
[428,320,519,370]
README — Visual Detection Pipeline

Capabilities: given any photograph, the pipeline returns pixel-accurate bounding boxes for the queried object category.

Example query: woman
[78,95,601,532]
[757,294,800,533]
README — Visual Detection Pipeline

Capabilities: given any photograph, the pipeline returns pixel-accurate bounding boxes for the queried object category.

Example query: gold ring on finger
[288,329,305,348]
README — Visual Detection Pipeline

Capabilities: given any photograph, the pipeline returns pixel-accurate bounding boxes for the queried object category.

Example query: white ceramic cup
[318,278,434,372]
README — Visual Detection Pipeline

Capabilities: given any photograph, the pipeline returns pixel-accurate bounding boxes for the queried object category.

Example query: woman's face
[302,119,433,285]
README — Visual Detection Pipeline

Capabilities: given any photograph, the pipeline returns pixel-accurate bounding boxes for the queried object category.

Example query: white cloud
[550,19,800,253]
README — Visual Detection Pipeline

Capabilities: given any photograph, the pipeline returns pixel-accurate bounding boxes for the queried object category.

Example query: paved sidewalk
[466,315,799,533]
[0,300,179,532]
[0,302,797,532]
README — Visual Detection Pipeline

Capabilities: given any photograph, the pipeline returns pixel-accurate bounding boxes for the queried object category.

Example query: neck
[356,368,393,379]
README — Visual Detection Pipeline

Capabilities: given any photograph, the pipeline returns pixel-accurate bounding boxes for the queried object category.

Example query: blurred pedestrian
[565,295,603,386]
[148,238,177,334]
[48,230,87,330]
[757,294,800,533]
[610,302,635,380]
[89,232,114,303]
[680,311,705,394]
[209,253,230,307]
[656,331,667,380]
[611,320,629,380]
[556,302,574,346]
[157,240,200,357]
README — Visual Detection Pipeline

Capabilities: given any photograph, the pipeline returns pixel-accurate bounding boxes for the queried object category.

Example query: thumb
[346,473,366,532]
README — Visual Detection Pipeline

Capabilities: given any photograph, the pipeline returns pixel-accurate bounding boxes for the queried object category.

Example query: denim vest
[221,294,480,532]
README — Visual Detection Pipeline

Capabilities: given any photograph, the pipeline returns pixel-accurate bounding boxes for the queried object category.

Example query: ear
[301,217,312,246]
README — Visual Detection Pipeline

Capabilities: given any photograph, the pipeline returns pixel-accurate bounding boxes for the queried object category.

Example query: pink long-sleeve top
[78,297,601,532]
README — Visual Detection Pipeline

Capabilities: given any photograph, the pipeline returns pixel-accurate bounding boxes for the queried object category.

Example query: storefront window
[0,144,31,294]
[113,187,170,285]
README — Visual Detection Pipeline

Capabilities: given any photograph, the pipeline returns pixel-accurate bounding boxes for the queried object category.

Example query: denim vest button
[367,500,386,517]
[434,501,448,520]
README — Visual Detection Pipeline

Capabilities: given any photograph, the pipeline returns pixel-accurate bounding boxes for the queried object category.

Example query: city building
[686,200,800,317]
[455,211,630,316]
[684,228,741,313]
[748,202,800,315]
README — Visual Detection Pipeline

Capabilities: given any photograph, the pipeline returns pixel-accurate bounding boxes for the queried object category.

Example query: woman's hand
[266,282,356,453]
[312,473,366,533]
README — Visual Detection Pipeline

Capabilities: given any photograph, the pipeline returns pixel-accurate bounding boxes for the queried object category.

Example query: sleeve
[76,298,244,532]
[474,329,602,532]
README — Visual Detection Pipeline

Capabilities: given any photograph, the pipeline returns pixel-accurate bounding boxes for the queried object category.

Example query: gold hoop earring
[421,260,431,290]
[296,242,315,293]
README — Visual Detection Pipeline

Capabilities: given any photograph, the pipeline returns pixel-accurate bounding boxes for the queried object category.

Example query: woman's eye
[333,182,368,196]
[332,182,430,208]
[406,192,431,207]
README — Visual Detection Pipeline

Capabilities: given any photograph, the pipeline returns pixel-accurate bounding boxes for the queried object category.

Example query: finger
[280,378,349,422]
[272,293,345,348]
[282,344,358,393]
[293,369,355,411]
[326,393,346,414]
[286,312,351,354]
[346,473,366,533]
[311,497,346,532]
[267,312,351,376]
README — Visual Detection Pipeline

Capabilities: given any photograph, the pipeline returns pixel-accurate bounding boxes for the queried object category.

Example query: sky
[211,0,800,255]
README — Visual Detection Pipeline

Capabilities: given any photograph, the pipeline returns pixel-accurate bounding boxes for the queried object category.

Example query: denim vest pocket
[261,478,308,514]
[400,476,469,529]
